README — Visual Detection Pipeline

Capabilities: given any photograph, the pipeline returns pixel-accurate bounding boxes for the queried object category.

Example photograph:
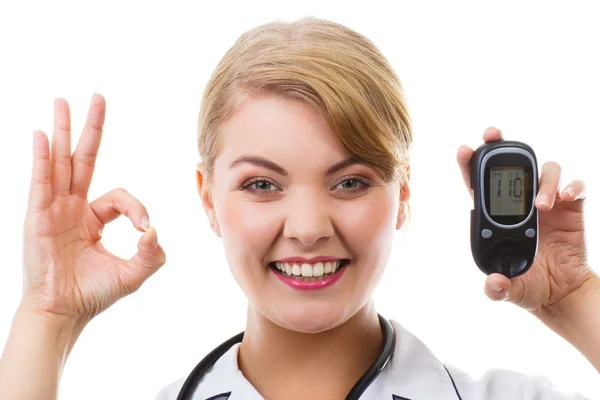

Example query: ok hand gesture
[22,94,166,325]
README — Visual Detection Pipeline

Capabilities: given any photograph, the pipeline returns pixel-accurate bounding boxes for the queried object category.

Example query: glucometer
[470,140,539,278]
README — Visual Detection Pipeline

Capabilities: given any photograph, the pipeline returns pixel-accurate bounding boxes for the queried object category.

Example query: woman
[0,17,597,399]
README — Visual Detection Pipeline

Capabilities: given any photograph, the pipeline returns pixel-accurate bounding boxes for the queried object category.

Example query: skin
[197,93,409,398]
[0,92,597,400]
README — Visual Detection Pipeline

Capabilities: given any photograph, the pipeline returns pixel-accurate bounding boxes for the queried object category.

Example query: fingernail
[537,192,549,207]
[141,216,149,231]
[490,281,503,292]
[151,227,159,249]
[562,187,574,197]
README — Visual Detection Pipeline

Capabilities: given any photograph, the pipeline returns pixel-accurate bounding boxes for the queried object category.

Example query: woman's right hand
[21,93,166,326]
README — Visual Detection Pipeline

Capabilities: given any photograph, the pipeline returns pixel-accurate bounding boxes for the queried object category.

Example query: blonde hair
[198,17,412,212]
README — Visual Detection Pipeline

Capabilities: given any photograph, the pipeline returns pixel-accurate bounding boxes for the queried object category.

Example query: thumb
[124,226,166,292]
[484,273,515,302]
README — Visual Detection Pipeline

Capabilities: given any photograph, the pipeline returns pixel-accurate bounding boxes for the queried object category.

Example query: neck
[238,301,383,400]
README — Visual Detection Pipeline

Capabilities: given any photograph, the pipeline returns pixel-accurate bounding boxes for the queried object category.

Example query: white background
[0,1,598,398]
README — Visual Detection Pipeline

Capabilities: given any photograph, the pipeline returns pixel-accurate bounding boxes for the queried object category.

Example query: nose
[282,189,334,247]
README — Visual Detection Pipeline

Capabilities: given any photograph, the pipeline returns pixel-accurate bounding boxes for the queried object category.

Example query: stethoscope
[176,314,462,400]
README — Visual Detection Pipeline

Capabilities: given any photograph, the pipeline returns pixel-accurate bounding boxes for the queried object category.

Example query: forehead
[217,94,348,162]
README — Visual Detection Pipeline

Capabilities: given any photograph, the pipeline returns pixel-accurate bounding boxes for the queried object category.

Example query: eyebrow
[228,154,360,177]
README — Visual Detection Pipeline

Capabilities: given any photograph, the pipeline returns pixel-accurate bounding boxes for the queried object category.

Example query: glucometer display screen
[489,167,526,216]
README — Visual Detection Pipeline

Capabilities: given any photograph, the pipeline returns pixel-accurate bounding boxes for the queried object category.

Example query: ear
[396,165,411,230]
[196,162,221,237]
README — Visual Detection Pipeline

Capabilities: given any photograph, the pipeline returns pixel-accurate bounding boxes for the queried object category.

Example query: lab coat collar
[202,319,459,400]
[385,319,460,400]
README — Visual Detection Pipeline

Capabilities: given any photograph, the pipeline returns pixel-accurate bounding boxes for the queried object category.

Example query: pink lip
[274,256,344,263]
[270,262,348,291]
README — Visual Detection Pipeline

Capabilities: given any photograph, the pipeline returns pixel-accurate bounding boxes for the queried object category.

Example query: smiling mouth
[268,259,351,282]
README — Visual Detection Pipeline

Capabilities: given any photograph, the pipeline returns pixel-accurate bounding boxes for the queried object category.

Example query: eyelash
[238,176,373,197]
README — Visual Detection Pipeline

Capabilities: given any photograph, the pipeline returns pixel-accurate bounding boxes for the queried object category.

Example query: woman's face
[198,94,409,333]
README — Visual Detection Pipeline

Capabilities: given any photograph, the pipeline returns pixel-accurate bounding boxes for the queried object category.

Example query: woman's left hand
[456,126,595,312]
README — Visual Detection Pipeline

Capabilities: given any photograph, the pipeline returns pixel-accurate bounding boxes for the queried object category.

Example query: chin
[266,302,351,334]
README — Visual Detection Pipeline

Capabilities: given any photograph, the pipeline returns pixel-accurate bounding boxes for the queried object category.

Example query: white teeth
[313,262,324,277]
[274,260,345,278]
[301,263,313,277]
[331,262,340,273]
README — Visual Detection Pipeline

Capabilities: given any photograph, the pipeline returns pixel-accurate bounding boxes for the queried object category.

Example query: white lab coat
[155,320,589,399]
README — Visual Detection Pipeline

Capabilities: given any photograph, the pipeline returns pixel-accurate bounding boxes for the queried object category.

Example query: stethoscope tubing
[176,315,461,400]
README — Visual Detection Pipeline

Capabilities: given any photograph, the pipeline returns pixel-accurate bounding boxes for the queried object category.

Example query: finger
[457,145,475,200]
[482,126,503,142]
[456,127,504,199]
[535,161,562,210]
[123,226,166,293]
[70,93,106,198]
[27,130,52,213]
[50,98,72,199]
[485,273,529,308]
[559,179,587,201]
[89,188,150,232]
[484,273,512,301]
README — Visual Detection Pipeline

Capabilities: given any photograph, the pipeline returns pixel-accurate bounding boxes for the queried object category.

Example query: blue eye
[334,177,372,194]
[239,178,279,196]
[338,178,365,190]
[250,180,275,191]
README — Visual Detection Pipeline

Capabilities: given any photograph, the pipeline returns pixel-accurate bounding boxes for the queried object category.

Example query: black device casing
[469,140,539,278]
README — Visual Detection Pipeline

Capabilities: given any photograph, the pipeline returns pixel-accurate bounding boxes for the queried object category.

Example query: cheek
[215,196,281,259]
[336,191,398,258]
